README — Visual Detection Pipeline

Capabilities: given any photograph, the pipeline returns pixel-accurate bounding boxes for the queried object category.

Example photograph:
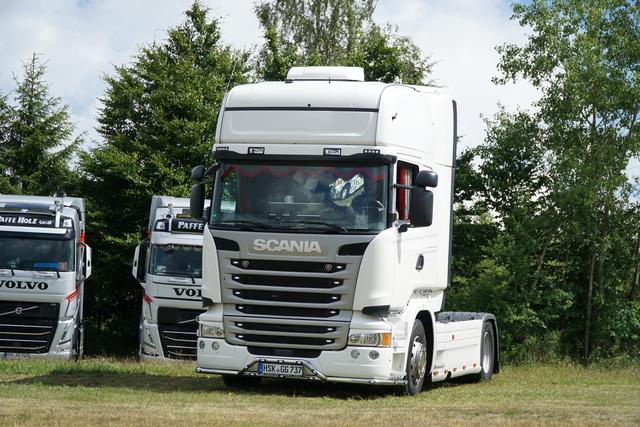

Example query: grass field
[0,358,638,426]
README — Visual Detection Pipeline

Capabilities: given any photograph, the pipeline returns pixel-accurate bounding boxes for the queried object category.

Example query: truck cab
[190,67,498,393]
[0,195,91,360]
[133,196,207,361]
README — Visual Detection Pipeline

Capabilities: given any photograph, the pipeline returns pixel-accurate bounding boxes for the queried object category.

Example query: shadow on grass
[6,367,465,399]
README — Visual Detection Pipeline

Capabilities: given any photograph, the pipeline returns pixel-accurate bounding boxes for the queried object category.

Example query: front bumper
[196,337,407,385]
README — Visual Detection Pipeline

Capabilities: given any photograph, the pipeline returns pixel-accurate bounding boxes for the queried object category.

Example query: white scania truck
[133,196,207,361]
[0,195,91,360]
[189,67,499,394]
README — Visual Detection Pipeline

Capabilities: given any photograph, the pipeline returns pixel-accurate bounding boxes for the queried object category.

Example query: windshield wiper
[282,220,348,233]
[211,220,273,230]
[169,272,197,284]
[4,263,61,278]
[32,266,61,278]
[3,264,15,276]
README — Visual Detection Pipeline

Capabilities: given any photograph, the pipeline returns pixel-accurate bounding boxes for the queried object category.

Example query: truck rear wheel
[403,319,427,395]
[474,321,495,382]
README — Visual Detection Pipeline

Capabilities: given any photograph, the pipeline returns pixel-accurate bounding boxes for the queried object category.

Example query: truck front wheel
[403,319,427,395]
[71,319,84,361]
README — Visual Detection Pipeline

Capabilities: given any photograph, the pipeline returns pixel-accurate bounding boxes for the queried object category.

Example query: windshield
[149,244,202,278]
[210,162,389,232]
[0,236,75,272]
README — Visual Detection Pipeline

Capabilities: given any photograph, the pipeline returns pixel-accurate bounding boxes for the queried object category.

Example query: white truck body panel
[0,195,90,360]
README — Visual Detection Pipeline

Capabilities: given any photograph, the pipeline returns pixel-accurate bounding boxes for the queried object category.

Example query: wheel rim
[409,335,427,385]
[481,330,493,373]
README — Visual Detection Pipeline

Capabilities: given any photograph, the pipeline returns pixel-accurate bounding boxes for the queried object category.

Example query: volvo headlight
[348,332,391,347]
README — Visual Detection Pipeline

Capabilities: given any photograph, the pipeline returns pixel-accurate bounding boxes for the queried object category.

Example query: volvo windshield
[210,162,389,232]
[0,235,75,272]
[149,244,202,278]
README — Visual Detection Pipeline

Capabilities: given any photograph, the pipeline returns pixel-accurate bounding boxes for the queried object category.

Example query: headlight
[199,323,224,338]
[59,323,72,345]
[348,332,391,347]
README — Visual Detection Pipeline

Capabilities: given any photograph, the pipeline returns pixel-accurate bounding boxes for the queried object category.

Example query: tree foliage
[79,2,250,354]
[0,53,81,196]
[254,0,434,84]
[453,0,640,363]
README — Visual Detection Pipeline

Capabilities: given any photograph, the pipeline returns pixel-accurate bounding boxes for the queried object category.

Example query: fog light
[212,341,220,351]
[350,349,360,359]
[199,340,205,350]
[369,350,380,360]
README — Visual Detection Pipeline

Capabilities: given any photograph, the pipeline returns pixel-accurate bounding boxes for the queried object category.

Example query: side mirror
[79,242,92,280]
[191,165,206,181]
[190,183,206,220]
[131,239,151,286]
[414,170,438,188]
[132,239,149,283]
[132,244,143,283]
[409,188,434,228]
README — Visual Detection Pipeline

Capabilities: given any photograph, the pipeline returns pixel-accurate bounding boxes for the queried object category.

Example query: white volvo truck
[0,195,91,360]
[133,196,207,361]
[190,67,499,394]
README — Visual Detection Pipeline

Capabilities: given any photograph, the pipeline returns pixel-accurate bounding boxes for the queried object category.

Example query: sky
[0,0,539,154]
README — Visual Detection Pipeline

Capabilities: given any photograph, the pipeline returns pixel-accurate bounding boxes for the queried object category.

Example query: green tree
[463,0,640,363]
[0,53,81,196]
[79,1,250,355]
[0,91,13,193]
[254,0,434,84]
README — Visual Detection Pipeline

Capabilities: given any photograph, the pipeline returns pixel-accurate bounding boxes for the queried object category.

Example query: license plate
[3,353,30,360]
[258,362,304,377]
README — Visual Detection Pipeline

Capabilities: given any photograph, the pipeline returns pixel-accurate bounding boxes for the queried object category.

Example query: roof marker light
[248,147,265,154]
[324,148,341,156]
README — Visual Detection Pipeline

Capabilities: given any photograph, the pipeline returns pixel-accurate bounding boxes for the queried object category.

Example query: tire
[403,320,428,395]
[137,316,144,362]
[222,374,263,388]
[71,319,84,361]
[475,321,495,382]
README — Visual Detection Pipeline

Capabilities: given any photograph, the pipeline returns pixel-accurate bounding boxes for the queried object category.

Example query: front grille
[247,346,322,359]
[232,274,343,289]
[0,301,59,354]
[233,289,341,304]
[157,307,201,360]
[231,259,346,273]
[216,233,373,351]
[235,304,341,318]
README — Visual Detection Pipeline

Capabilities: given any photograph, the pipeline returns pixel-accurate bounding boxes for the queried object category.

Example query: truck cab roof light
[323,148,341,156]
[153,219,169,231]
[248,147,265,155]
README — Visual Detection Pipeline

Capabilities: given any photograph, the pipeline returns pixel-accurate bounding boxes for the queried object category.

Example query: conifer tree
[0,53,81,196]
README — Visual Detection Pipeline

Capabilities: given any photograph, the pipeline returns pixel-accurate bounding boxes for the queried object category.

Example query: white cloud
[374,0,539,152]
[0,0,538,153]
